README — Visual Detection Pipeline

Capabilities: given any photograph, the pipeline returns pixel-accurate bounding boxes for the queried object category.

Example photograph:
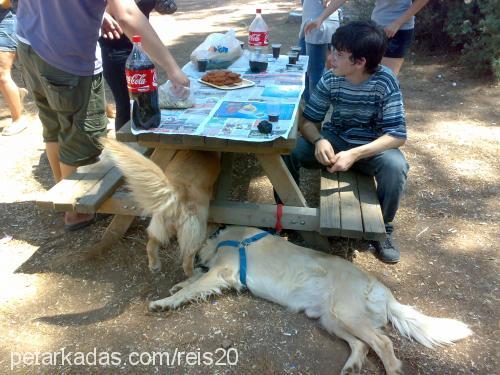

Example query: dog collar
[215,231,270,287]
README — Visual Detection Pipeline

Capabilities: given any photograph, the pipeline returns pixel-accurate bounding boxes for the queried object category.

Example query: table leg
[256,154,307,207]
[83,215,136,259]
[214,153,234,202]
[256,154,330,251]
[149,148,177,169]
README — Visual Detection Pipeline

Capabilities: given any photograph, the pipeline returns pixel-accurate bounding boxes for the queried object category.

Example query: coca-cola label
[125,68,158,93]
[249,31,269,47]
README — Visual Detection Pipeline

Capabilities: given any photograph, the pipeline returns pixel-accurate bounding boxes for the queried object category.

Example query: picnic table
[36,52,385,256]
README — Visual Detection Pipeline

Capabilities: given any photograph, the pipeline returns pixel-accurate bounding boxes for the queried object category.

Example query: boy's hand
[326,150,356,172]
[315,139,337,167]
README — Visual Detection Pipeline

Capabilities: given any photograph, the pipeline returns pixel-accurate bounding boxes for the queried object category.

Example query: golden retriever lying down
[149,226,472,375]
[100,138,220,276]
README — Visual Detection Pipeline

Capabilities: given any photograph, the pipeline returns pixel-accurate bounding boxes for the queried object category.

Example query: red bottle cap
[132,35,141,43]
[256,9,261,13]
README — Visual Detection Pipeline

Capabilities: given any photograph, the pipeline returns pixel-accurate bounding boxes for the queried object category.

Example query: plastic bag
[190,29,243,70]
[158,80,194,109]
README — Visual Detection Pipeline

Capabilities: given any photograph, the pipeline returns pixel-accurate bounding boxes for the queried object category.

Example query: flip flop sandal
[64,215,96,232]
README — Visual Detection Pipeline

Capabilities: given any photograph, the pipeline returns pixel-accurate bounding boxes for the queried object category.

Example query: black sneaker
[370,235,400,264]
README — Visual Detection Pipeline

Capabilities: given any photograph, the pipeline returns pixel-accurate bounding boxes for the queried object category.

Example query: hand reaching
[101,12,123,40]
[168,68,190,99]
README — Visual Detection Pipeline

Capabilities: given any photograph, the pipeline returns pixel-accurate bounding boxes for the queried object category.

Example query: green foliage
[416,0,500,80]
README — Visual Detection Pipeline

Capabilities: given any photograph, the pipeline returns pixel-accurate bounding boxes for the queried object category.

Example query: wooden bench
[36,145,384,254]
[320,170,385,240]
[36,143,149,214]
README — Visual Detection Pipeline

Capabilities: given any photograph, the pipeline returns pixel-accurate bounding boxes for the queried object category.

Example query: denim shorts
[385,29,414,59]
[0,12,18,52]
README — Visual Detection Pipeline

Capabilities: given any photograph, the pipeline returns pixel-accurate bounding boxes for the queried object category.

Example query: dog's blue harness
[215,231,269,287]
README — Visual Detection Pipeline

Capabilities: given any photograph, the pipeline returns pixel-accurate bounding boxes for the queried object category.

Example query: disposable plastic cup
[267,102,280,122]
[271,43,281,60]
[291,46,301,61]
[197,59,208,72]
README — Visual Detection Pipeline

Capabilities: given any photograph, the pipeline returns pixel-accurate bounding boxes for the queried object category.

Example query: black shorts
[385,29,414,59]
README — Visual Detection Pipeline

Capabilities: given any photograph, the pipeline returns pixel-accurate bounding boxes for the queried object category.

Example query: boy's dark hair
[331,21,387,74]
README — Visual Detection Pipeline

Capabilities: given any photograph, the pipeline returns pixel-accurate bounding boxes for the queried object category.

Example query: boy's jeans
[283,131,409,235]
[299,36,328,102]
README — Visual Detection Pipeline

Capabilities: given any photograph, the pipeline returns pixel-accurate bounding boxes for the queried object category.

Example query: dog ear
[207,223,222,237]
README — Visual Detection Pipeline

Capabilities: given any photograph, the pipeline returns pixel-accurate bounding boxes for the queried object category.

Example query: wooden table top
[116,117,298,154]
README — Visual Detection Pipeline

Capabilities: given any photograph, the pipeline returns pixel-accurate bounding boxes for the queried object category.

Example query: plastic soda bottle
[248,9,269,51]
[125,35,161,130]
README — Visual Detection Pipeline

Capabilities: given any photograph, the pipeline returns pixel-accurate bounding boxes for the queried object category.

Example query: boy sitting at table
[282,20,409,264]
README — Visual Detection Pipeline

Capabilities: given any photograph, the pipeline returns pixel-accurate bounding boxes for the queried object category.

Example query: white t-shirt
[300,0,340,45]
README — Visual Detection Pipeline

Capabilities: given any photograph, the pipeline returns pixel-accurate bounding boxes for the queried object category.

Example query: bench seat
[36,143,148,214]
[36,145,384,242]
[320,170,385,240]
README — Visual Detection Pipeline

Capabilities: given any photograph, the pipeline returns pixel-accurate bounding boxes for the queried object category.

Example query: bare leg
[0,51,23,121]
[0,51,28,136]
[46,142,93,227]
[381,57,405,76]
[59,161,94,226]
[105,102,116,118]
[45,141,62,183]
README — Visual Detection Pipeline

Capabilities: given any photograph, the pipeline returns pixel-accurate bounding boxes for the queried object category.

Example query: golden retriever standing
[100,138,220,276]
[149,226,473,375]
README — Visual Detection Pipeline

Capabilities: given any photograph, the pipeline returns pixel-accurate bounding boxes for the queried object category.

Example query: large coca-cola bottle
[248,9,269,53]
[125,35,160,130]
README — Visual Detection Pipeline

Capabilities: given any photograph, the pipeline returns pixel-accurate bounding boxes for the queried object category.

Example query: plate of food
[199,70,254,90]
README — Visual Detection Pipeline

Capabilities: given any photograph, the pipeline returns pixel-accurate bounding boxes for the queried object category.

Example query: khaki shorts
[18,42,107,166]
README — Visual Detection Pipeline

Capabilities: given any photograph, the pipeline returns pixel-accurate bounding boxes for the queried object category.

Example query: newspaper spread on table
[131,54,309,142]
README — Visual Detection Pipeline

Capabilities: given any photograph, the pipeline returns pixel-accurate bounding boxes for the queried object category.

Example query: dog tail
[387,297,473,348]
[100,138,180,215]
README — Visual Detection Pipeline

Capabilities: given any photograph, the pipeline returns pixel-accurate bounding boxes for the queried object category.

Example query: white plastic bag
[190,29,243,70]
[158,80,194,109]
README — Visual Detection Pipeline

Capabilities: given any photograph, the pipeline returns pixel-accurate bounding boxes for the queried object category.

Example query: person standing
[305,0,430,75]
[0,2,28,136]
[16,0,189,231]
[299,0,340,102]
[99,0,157,131]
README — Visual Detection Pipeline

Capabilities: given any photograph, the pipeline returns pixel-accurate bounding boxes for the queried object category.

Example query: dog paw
[148,262,162,274]
[341,364,361,375]
[148,301,169,312]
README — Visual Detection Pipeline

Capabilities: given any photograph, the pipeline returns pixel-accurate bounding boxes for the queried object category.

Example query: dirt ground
[0,1,498,374]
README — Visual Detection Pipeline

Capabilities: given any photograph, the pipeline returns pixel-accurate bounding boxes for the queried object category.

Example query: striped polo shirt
[304,65,407,146]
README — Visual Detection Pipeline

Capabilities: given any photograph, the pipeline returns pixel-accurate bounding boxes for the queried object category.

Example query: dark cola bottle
[125,35,161,129]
